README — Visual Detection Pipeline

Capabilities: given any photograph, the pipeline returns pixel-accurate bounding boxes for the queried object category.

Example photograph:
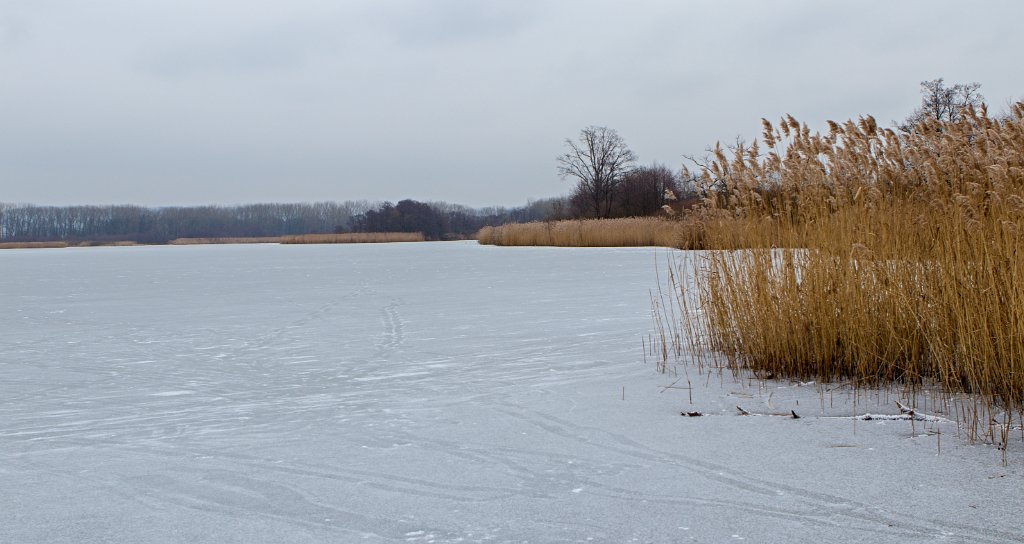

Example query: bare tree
[557,126,637,218]
[613,163,680,217]
[901,78,983,130]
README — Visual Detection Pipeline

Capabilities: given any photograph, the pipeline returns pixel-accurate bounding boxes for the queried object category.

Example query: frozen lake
[1,242,1021,543]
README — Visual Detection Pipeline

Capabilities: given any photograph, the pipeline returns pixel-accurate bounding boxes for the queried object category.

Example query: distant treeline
[0,199,563,244]
[348,199,560,240]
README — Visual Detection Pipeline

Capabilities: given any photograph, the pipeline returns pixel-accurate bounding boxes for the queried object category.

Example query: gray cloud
[1,0,1023,207]
[0,17,27,49]
[372,0,542,47]
[141,34,310,78]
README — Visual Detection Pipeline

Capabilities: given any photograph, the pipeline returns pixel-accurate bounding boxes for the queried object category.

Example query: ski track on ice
[374,301,405,358]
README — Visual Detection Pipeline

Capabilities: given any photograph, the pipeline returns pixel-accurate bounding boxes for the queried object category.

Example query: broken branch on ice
[828,403,951,423]
[736,406,800,419]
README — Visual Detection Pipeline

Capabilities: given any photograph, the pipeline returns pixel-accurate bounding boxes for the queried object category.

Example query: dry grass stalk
[655,103,1024,446]
[476,218,695,248]
[280,232,425,244]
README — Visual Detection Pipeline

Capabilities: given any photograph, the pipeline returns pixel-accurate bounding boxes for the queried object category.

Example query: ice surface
[0,242,1020,543]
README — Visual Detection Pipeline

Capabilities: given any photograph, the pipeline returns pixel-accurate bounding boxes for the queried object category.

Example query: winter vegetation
[471,78,1024,452]
[169,237,286,245]
[472,137,702,248]
[477,217,683,248]
[0,198,561,246]
[0,241,69,249]
[280,232,424,244]
[0,202,365,244]
[651,87,1024,450]
[164,233,425,245]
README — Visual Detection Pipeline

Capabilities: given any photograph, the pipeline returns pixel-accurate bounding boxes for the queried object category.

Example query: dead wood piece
[736,406,799,419]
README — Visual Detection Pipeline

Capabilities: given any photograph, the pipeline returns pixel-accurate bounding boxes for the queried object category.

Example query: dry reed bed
[654,104,1024,448]
[170,237,283,245]
[72,240,140,247]
[0,241,68,249]
[280,232,424,244]
[477,218,689,247]
[1,241,140,249]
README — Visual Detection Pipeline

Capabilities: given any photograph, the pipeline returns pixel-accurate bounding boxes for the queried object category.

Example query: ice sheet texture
[1,242,1020,543]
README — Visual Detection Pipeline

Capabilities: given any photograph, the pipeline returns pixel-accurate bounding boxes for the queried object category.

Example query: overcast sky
[2,0,1022,208]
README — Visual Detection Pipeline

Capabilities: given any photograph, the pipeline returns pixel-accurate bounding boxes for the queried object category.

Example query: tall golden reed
[477,217,695,248]
[661,103,1024,444]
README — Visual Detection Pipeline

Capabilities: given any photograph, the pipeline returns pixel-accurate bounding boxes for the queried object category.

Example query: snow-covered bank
[0,242,1020,543]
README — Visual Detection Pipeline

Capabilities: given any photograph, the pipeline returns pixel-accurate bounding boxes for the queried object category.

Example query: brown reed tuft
[655,103,1024,446]
[476,217,695,248]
